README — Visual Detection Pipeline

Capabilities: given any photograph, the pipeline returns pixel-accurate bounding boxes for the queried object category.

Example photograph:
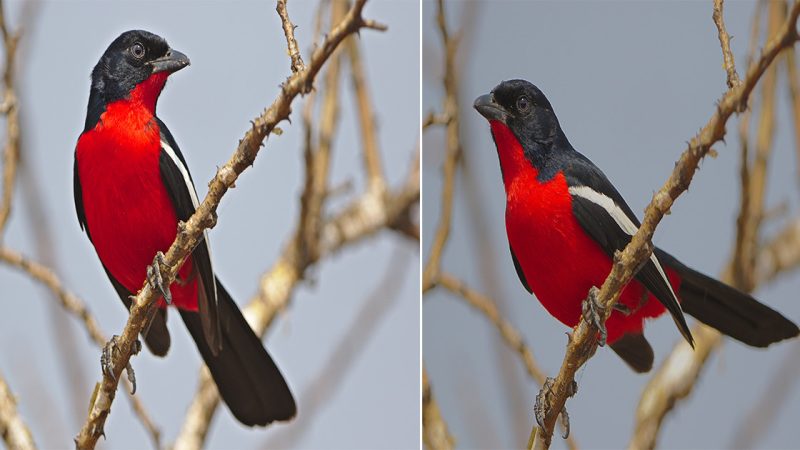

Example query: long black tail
[657,249,799,347]
[181,278,296,426]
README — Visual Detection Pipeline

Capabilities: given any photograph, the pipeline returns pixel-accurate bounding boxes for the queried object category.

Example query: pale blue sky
[0,1,420,449]
[423,1,800,449]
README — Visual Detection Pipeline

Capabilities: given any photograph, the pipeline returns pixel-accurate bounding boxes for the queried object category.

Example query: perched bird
[73,30,296,425]
[474,79,799,372]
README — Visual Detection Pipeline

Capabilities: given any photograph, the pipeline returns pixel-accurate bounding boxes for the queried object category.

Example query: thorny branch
[0,247,163,448]
[422,0,461,292]
[629,3,800,448]
[0,371,35,450]
[422,369,455,450]
[277,0,306,73]
[714,0,742,89]
[171,0,416,447]
[531,2,800,448]
[73,1,388,448]
[0,0,20,237]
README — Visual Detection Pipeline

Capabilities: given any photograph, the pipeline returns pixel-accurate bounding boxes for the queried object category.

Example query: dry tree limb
[714,0,742,89]
[0,0,20,236]
[0,371,36,450]
[786,49,800,181]
[434,273,578,450]
[347,36,385,190]
[264,246,413,448]
[729,340,800,448]
[437,274,547,385]
[277,0,306,73]
[531,2,800,448]
[73,1,387,448]
[628,4,793,449]
[628,215,800,450]
[0,247,163,448]
[0,246,106,346]
[173,152,419,449]
[422,111,450,130]
[423,368,455,450]
[422,0,462,292]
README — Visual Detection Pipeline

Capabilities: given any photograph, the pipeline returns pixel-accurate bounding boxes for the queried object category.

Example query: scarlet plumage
[74,30,295,425]
[76,72,199,311]
[476,79,798,372]
[494,120,674,344]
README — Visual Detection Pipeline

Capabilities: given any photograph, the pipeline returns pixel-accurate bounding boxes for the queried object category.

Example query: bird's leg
[100,335,120,381]
[613,303,632,316]
[125,339,142,395]
[582,286,607,346]
[146,251,172,305]
[534,377,579,439]
[100,335,141,393]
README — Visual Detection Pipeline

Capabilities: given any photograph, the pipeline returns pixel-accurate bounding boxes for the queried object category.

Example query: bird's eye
[130,43,145,59]
[516,96,530,113]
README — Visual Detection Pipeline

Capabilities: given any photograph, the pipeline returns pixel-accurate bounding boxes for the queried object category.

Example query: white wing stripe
[161,140,217,301]
[568,185,681,308]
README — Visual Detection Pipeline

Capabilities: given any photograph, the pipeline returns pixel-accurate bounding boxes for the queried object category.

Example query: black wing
[562,152,694,346]
[74,156,88,236]
[510,245,532,294]
[157,118,221,354]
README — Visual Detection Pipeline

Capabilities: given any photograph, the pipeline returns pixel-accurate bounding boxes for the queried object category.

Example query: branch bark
[0,371,35,450]
[73,1,386,447]
[531,2,800,447]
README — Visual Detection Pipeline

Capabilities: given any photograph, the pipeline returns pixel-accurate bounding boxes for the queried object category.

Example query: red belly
[504,164,676,344]
[76,103,197,311]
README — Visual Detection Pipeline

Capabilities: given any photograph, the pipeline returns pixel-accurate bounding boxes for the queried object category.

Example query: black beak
[150,48,190,74]
[474,93,508,123]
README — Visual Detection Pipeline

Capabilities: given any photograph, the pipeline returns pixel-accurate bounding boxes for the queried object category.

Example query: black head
[474,79,564,146]
[84,30,189,131]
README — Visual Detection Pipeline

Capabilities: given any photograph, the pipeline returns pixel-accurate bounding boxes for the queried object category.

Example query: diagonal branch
[0,370,36,450]
[0,246,162,448]
[531,2,800,447]
[714,0,742,89]
[422,0,462,291]
[0,0,20,237]
[73,1,387,448]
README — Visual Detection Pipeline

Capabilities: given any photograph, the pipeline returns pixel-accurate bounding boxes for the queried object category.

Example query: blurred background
[423,1,800,449]
[0,0,419,449]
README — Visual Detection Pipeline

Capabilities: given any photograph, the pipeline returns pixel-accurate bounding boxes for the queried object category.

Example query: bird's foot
[534,377,578,439]
[100,336,142,394]
[582,286,607,347]
[126,340,142,395]
[146,251,172,305]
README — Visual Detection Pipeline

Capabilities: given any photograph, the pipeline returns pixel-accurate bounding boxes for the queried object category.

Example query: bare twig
[0,0,20,236]
[422,111,449,130]
[277,0,306,73]
[73,2,387,447]
[532,2,800,447]
[423,369,455,450]
[437,274,546,384]
[422,0,462,291]
[729,341,800,448]
[0,246,162,448]
[347,36,385,190]
[264,246,412,448]
[714,0,742,89]
[435,273,578,450]
[0,371,36,450]
[172,155,419,448]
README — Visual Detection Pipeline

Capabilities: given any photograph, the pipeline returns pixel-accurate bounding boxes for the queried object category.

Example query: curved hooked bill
[149,49,190,74]
[474,93,509,123]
